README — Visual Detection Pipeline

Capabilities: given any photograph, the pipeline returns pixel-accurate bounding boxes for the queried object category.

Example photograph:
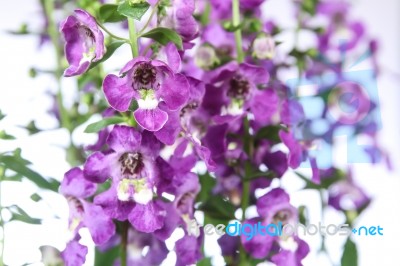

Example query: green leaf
[196,173,216,203]
[255,125,286,143]
[295,171,321,190]
[99,4,126,23]
[199,195,236,221]
[84,116,126,133]
[30,193,42,202]
[197,257,212,266]
[19,121,41,135]
[117,0,150,21]
[0,130,15,140]
[0,110,6,120]
[140,27,183,50]
[8,205,41,224]
[89,41,126,70]
[0,155,59,192]
[94,246,119,266]
[341,238,358,266]
[301,0,318,15]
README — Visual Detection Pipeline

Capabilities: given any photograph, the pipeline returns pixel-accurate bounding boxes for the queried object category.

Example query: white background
[0,0,399,265]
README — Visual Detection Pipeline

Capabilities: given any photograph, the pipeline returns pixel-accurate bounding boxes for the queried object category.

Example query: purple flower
[241,188,298,258]
[206,62,277,124]
[60,9,105,77]
[175,234,203,266]
[256,188,298,226]
[61,238,88,266]
[279,130,303,169]
[159,0,198,42]
[103,57,189,131]
[271,236,310,266]
[328,178,370,211]
[84,126,166,232]
[114,229,168,266]
[60,168,116,245]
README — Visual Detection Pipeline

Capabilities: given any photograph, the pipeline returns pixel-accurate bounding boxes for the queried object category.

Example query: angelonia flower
[103,57,189,131]
[55,0,383,265]
[60,9,105,77]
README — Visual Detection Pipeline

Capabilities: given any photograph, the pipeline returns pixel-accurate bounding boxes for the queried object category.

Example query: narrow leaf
[84,116,126,133]
[0,155,59,192]
[9,205,42,224]
[341,238,358,266]
[0,130,15,140]
[141,27,183,50]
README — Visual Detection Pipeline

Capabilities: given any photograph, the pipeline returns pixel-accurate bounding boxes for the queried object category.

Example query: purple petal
[154,105,181,145]
[159,74,189,111]
[61,240,88,266]
[94,186,135,221]
[175,234,203,266]
[82,202,116,245]
[134,108,168,132]
[240,218,274,259]
[250,89,279,124]
[107,125,142,152]
[280,99,305,125]
[239,63,269,84]
[128,201,165,233]
[60,167,96,198]
[83,152,111,183]
[279,130,303,169]
[263,151,288,177]
[256,188,291,218]
[103,74,135,112]
[120,56,148,74]
[310,157,320,184]
[157,43,181,72]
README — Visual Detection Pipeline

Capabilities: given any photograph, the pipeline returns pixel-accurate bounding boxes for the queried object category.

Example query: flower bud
[252,34,275,60]
[195,45,220,70]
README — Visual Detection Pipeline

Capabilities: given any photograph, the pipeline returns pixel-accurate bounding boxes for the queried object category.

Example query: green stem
[232,0,244,63]
[96,21,130,42]
[128,18,139,57]
[43,0,72,132]
[120,221,129,266]
[139,0,160,35]
[239,118,253,266]
[0,167,4,266]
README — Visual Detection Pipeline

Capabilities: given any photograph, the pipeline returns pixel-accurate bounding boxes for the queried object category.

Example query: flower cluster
[56,0,385,265]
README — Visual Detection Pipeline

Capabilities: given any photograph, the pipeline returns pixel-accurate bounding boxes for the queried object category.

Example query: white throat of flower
[117,178,153,205]
[221,98,245,116]
[137,89,158,110]
[279,236,298,252]
[80,46,96,64]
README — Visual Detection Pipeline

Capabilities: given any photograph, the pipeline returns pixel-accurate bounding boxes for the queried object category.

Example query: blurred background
[0,0,399,265]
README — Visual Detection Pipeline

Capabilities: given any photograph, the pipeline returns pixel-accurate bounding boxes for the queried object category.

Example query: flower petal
[250,89,279,124]
[107,125,142,152]
[60,167,97,198]
[61,239,88,266]
[82,202,116,245]
[134,108,168,132]
[159,74,190,111]
[83,152,111,183]
[128,201,165,233]
[103,74,135,112]
[94,186,135,221]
